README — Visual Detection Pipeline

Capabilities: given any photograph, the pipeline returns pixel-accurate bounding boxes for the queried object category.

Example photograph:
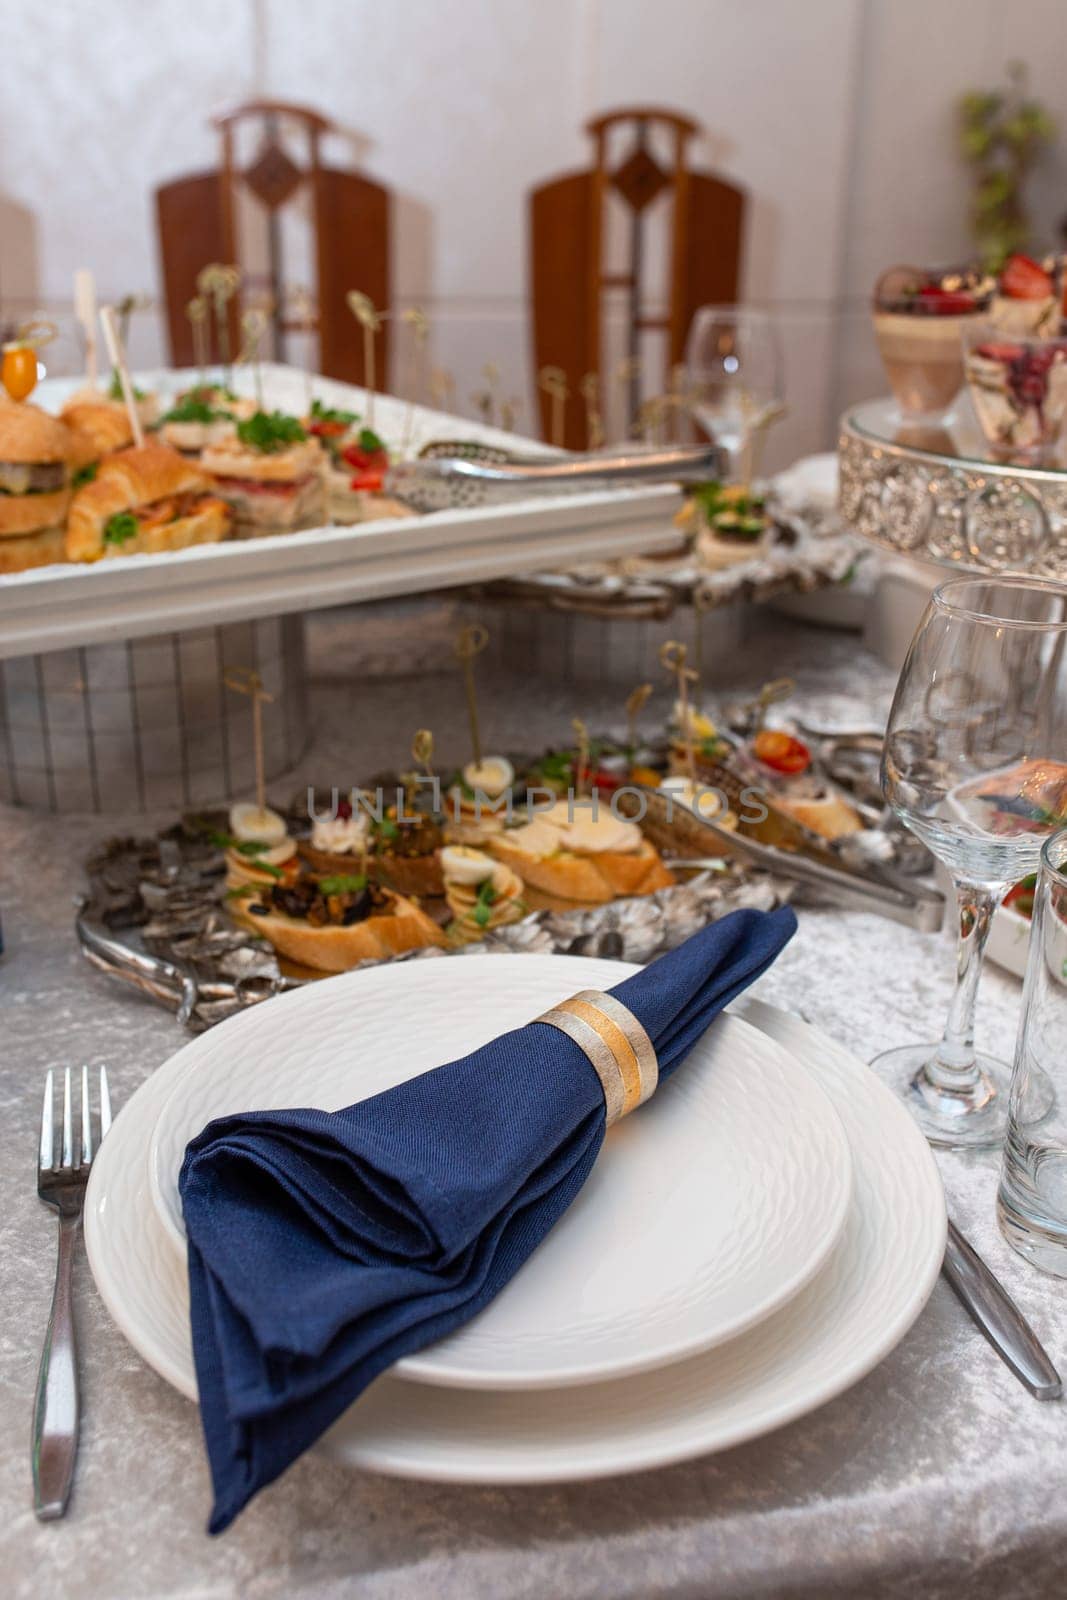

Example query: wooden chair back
[156,101,389,384]
[530,107,744,447]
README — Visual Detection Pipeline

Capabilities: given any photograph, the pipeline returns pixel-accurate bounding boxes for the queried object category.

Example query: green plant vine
[959,62,1055,272]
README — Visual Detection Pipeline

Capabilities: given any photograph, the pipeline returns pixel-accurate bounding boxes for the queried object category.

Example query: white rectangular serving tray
[0,363,681,659]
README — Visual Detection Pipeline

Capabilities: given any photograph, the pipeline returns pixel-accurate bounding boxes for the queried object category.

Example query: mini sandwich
[59,399,135,459]
[158,385,257,457]
[201,409,324,538]
[319,422,413,526]
[65,442,232,562]
[489,800,675,906]
[222,801,445,972]
[0,399,77,573]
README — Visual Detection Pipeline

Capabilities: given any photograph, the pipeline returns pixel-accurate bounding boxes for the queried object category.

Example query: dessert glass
[962,323,1067,465]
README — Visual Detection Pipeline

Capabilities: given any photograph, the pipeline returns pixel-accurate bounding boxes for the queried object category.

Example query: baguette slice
[773,790,862,840]
[229,890,446,973]
[489,833,674,904]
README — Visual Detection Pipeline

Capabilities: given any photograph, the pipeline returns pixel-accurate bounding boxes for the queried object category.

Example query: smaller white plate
[145,955,852,1391]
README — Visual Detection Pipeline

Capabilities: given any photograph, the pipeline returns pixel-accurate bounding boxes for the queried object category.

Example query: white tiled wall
[4,0,1066,470]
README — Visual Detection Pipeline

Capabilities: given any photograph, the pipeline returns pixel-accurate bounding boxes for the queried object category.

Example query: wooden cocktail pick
[538,366,568,448]
[401,308,430,451]
[346,291,382,430]
[572,717,591,797]
[614,356,641,440]
[197,264,241,381]
[1,317,57,402]
[454,624,489,767]
[430,367,457,415]
[223,667,275,816]
[411,727,435,780]
[624,682,652,755]
[186,296,209,377]
[237,309,268,408]
[99,306,144,448]
[500,396,523,433]
[660,640,698,784]
[579,372,605,451]
[691,588,716,700]
[74,270,98,388]
[286,285,316,410]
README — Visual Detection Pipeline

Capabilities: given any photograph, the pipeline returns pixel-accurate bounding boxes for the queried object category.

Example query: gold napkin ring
[534,989,658,1125]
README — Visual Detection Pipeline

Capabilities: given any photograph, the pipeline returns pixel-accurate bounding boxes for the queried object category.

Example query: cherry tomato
[1004,876,1037,919]
[350,469,385,492]
[752,728,811,775]
[341,442,388,473]
[2,344,38,401]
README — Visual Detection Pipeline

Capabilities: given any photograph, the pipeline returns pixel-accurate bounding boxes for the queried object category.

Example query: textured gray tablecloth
[2,611,1064,1600]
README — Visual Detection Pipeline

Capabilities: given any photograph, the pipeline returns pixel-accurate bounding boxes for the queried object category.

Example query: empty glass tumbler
[998,829,1067,1275]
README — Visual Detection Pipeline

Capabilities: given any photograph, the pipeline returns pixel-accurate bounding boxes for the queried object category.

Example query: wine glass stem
[925,880,1005,1090]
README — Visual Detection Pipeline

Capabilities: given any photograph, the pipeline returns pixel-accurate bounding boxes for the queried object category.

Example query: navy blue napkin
[179,905,796,1530]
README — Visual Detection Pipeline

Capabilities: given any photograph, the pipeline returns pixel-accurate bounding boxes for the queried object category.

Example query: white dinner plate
[144,956,852,1389]
[84,984,946,1485]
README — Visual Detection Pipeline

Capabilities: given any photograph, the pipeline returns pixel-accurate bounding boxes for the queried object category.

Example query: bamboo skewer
[74,270,98,388]
[347,291,382,431]
[538,366,568,448]
[454,624,489,766]
[99,306,144,449]
[223,668,275,815]
[237,309,268,409]
[572,717,591,797]
[197,264,241,384]
[660,640,698,785]
[624,682,652,755]
[186,296,209,378]
[401,308,430,452]
[579,372,604,451]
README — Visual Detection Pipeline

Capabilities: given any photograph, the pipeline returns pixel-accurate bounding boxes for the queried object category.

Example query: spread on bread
[223,799,445,973]
[489,798,675,905]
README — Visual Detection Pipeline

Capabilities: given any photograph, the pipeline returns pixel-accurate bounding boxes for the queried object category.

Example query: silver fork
[33,1066,112,1521]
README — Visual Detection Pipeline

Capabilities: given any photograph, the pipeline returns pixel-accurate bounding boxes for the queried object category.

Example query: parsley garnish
[311,399,360,425]
[108,369,146,402]
[103,511,138,546]
[374,817,400,843]
[357,426,385,454]
[317,873,368,895]
[72,462,97,489]
[236,410,307,454]
[162,397,218,424]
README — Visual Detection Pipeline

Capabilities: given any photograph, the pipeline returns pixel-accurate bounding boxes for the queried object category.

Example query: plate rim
[140,954,854,1389]
[85,989,946,1484]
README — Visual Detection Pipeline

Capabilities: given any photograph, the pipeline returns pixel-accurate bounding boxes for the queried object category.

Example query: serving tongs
[390,442,725,513]
[625,787,944,932]
[75,901,294,1028]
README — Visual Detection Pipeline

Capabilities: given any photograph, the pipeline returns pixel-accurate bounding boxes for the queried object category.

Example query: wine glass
[684,307,783,478]
[880,576,1067,1148]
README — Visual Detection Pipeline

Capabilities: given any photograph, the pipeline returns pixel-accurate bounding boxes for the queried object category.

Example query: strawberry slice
[1001,253,1053,300]
[917,285,976,314]
[976,341,1025,363]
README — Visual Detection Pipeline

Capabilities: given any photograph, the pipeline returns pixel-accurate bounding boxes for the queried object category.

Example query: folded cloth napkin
[180,905,797,1530]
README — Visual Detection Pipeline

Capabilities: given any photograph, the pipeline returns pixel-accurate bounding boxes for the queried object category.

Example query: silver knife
[942,1218,1061,1400]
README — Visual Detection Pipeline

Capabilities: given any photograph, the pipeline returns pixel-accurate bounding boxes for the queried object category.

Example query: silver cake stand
[838,397,1067,578]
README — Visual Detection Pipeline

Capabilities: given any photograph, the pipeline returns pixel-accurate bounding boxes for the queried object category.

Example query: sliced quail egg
[440,845,496,885]
[461,756,514,797]
[229,802,288,846]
